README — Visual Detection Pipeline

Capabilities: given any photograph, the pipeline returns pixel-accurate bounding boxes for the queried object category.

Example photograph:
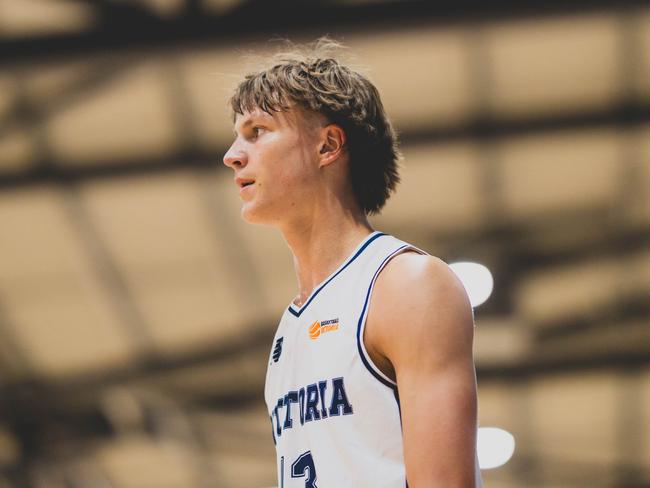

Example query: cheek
[270,153,314,186]
[276,168,314,195]
[256,137,318,192]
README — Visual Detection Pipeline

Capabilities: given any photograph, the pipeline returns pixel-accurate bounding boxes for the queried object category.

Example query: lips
[235,177,255,189]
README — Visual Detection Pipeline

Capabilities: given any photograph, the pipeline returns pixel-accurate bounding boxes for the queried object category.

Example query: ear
[318,124,346,167]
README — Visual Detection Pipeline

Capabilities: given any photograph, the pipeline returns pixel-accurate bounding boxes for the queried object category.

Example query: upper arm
[365,252,479,487]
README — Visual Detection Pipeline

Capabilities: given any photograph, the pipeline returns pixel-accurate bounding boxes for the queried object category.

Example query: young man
[223,40,482,488]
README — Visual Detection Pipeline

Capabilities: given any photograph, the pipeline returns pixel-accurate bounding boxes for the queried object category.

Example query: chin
[240,205,257,223]
[241,203,272,226]
[241,201,288,228]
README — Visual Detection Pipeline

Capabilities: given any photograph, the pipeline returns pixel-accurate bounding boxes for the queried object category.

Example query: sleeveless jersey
[264,231,483,488]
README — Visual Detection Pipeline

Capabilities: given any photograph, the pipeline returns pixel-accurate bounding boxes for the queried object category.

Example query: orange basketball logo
[309,318,339,340]
[309,321,322,340]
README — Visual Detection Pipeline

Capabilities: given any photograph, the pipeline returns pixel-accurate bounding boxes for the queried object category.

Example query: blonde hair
[229,37,400,215]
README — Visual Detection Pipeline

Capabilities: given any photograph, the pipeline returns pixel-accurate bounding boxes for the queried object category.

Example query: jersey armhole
[356,245,427,389]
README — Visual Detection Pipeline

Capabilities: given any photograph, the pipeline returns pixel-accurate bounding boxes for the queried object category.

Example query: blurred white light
[477,427,515,469]
[449,261,494,308]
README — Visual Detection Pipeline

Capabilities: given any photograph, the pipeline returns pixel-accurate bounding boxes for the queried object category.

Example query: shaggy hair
[229,38,401,215]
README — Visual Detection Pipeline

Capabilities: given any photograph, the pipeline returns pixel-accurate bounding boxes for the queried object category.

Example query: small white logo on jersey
[309,318,339,340]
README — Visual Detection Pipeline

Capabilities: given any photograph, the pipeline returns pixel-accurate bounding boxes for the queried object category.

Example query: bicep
[397,348,478,487]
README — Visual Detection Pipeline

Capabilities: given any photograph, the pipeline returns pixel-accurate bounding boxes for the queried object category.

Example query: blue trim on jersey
[287,232,387,318]
[393,389,402,420]
[355,244,408,390]
[356,244,410,488]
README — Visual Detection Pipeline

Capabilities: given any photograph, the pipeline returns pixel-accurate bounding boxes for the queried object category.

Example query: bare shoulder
[366,251,475,366]
[374,251,471,316]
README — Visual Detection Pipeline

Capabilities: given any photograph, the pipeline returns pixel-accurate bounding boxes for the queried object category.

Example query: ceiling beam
[0,0,648,67]
[1,102,648,190]
[0,309,648,418]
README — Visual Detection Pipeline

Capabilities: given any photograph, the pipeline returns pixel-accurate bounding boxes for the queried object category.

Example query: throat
[292,292,309,308]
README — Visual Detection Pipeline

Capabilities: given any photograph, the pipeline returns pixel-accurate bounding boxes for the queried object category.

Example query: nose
[223,141,248,169]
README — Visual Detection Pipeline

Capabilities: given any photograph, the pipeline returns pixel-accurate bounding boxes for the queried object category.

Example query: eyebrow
[233,112,273,136]
[233,118,252,136]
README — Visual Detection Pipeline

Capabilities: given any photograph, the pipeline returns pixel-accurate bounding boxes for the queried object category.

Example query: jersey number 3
[291,451,317,488]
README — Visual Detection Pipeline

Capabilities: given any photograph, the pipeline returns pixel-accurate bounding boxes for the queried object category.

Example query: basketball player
[223,39,482,487]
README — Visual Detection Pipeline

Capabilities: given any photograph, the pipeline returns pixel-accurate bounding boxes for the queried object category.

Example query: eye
[251,126,265,138]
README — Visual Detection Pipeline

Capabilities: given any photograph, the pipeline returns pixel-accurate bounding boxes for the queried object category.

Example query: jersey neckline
[287,231,387,318]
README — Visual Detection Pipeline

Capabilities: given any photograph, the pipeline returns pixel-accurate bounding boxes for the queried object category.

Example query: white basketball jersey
[264,231,483,488]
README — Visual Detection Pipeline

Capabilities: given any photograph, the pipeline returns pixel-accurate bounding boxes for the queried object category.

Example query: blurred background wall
[0,0,649,486]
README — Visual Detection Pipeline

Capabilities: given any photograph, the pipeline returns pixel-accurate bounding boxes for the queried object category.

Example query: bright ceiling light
[449,261,494,308]
[477,427,515,469]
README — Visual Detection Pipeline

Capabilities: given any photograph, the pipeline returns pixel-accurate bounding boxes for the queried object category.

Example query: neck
[279,202,373,307]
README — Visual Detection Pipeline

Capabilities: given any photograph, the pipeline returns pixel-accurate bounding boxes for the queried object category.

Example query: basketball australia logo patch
[309,318,340,340]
